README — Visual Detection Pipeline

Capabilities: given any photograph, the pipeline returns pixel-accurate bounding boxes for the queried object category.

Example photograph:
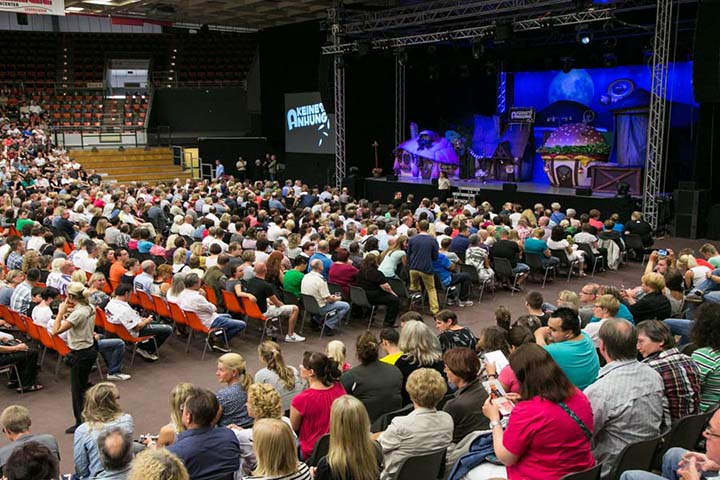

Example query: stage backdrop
[511,62,697,184]
[0,0,64,16]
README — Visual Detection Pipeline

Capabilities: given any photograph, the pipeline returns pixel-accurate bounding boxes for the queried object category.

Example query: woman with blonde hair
[249,418,311,480]
[172,248,190,275]
[326,339,351,372]
[678,254,711,290]
[128,448,189,480]
[231,383,294,475]
[255,341,303,412]
[378,235,408,279]
[73,382,134,479]
[315,395,382,480]
[20,249,40,273]
[153,382,194,447]
[286,233,301,260]
[395,320,445,405]
[520,208,537,228]
[86,272,110,309]
[71,268,89,284]
[165,273,185,304]
[215,353,253,427]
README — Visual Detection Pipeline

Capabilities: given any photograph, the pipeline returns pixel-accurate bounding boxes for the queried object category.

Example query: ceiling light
[65,7,84,12]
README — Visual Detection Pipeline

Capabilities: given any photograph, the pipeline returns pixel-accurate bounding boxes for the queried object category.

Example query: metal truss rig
[322,8,615,54]
[643,0,673,231]
[395,53,406,149]
[334,54,346,189]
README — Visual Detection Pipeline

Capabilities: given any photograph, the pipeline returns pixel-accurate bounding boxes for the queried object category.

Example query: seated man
[179,273,246,352]
[166,387,240,480]
[105,284,173,362]
[282,256,307,298]
[534,307,600,390]
[95,427,133,480]
[585,319,665,478]
[300,259,349,336]
[432,252,474,307]
[492,229,530,276]
[0,335,41,393]
[245,263,305,343]
[524,228,561,269]
[0,405,59,471]
[3,442,59,480]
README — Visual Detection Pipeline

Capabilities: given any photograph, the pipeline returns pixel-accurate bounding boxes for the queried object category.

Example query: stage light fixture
[576,26,592,45]
[472,40,484,60]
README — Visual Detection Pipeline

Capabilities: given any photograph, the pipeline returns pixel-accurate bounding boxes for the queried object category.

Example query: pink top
[291,382,346,458]
[588,218,603,232]
[498,365,521,394]
[327,263,358,298]
[503,389,595,480]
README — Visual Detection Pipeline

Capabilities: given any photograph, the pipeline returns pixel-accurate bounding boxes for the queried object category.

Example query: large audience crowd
[0,117,719,480]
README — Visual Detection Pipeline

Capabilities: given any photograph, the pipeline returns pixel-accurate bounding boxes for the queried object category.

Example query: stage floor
[363,176,641,218]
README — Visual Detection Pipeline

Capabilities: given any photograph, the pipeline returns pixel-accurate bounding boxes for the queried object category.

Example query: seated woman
[376,368,453,480]
[546,225,586,276]
[523,228,561,269]
[622,273,672,323]
[435,309,479,353]
[395,320,446,405]
[327,248,358,298]
[73,382,134,479]
[340,331,403,423]
[290,351,345,460]
[443,347,489,445]
[378,236,408,280]
[637,320,700,422]
[229,383,295,476]
[154,382,194,447]
[248,418,312,480]
[482,343,595,480]
[464,234,495,283]
[128,449,189,480]
[691,303,720,411]
[215,353,253,428]
[255,341,304,413]
[315,395,383,480]
[678,254,712,291]
[354,253,400,328]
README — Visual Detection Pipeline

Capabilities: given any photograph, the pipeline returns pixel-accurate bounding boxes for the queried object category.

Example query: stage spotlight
[576,26,592,45]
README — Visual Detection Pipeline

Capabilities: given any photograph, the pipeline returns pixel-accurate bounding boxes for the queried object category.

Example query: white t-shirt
[32,304,53,328]
[105,298,142,337]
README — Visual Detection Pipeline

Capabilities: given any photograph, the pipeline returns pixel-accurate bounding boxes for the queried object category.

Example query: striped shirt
[246,462,311,480]
[692,347,720,412]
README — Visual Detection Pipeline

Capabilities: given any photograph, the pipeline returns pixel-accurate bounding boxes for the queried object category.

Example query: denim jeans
[663,319,694,346]
[687,291,720,320]
[98,338,125,375]
[693,268,720,294]
[619,447,717,480]
[210,314,247,341]
[512,262,531,275]
[137,323,173,354]
[318,301,350,329]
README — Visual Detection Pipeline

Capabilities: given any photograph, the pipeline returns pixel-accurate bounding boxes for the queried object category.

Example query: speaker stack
[674,181,710,239]
[693,0,720,103]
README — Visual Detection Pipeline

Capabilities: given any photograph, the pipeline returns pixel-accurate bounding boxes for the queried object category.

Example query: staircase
[71,148,192,184]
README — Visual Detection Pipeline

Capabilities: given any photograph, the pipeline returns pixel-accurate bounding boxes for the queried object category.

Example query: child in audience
[327,340,351,372]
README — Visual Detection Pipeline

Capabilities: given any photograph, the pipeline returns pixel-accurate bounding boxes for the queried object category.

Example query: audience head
[399,320,442,366]
[82,382,122,425]
[556,290,580,312]
[216,353,251,391]
[599,318,637,362]
[0,405,31,436]
[257,341,296,391]
[182,387,220,429]
[525,291,544,310]
[97,427,133,473]
[4,442,59,480]
[398,311,423,326]
[494,305,512,330]
[434,309,458,330]
[443,347,480,386]
[168,382,194,433]
[355,330,380,365]
[509,343,574,403]
[636,320,675,359]
[128,448,189,480]
[692,303,720,351]
[327,395,379,480]
[301,351,341,387]
[252,419,299,478]
[641,272,666,293]
[246,383,283,420]
[507,324,534,352]
[547,307,581,340]
[593,294,620,319]
[579,283,600,304]
[406,368,447,408]
[513,314,542,333]
[478,326,510,355]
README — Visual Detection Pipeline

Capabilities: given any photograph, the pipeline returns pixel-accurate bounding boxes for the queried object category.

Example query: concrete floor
[0,236,707,474]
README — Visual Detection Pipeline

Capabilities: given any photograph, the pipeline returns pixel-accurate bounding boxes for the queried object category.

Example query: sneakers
[285,333,306,343]
[446,299,457,306]
[685,293,704,303]
[459,300,474,307]
[135,349,159,362]
[106,373,132,382]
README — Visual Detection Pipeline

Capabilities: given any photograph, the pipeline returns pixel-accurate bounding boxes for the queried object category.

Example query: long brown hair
[509,344,575,403]
[265,251,284,285]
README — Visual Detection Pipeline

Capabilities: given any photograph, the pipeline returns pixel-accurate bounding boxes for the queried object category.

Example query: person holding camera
[51,281,98,434]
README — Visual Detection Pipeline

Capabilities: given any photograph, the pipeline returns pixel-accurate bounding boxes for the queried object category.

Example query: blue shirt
[215,163,225,178]
[216,383,252,427]
[545,332,600,390]
[589,302,635,324]
[307,252,332,279]
[449,234,470,254]
[137,240,153,254]
[524,237,548,256]
[168,427,240,480]
[550,212,566,225]
[432,253,453,287]
[407,233,438,274]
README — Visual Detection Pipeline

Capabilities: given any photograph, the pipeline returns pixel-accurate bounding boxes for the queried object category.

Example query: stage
[363,176,641,218]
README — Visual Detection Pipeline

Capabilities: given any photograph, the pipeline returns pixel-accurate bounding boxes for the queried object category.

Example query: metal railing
[52,127,145,149]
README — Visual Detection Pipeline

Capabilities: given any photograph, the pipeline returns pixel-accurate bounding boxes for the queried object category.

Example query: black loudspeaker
[576,187,593,196]
[431,178,439,187]
[693,0,720,103]
[674,188,710,238]
[386,174,398,181]
[502,183,517,193]
[318,55,335,114]
[16,13,28,25]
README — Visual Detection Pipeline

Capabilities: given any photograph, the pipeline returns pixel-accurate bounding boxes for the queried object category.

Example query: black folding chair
[305,434,330,467]
[624,234,652,265]
[551,248,580,282]
[493,257,521,295]
[387,277,423,311]
[560,463,602,480]
[433,273,458,308]
[576,243,603,276]
[458,263,492,302]
[525,253,556,288]
[394,448,447,480]
[349,285,377,329]
[653,405,718,469]
[300,294,337,338]
[327,282,346,301]
[608,435,663,480]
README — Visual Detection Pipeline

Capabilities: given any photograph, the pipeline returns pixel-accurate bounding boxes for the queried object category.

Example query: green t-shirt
[282,269,304,298]
[708,255,720,269]
[692,347,720,411]
[545,332,600,390]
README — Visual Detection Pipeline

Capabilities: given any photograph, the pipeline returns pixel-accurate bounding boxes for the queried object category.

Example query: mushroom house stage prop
[537,123,611,188]
[394,127,460,179]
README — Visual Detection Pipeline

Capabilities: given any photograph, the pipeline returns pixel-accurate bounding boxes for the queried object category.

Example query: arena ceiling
[62,0,397,30]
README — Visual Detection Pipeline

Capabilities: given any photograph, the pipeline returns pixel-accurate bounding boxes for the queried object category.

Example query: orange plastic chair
[0,305,22,332]
[203,285,221,309]
[102,281,113,295]
[221,290,245,317]
[94,308,109,332]
[240,297,282,342]
[101,308,157,368]
[129,291,141,306]
[19,314,39,341]
[184,310,227,360]
[137,290,156,314]
[152,295,172,320]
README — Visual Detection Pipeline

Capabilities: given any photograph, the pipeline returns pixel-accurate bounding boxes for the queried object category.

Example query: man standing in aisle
[407,220,439,315]
[214,159,225,180]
